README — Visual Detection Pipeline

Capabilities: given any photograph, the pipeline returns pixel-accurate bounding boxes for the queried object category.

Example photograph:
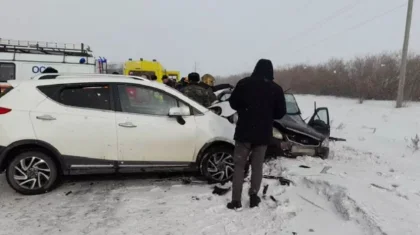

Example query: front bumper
[266,137,329,159]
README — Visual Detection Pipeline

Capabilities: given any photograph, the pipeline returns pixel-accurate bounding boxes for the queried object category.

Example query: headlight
[321,138,329,147]
[272,128,283,139]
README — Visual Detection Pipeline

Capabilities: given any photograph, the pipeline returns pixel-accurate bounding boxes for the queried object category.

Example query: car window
[58,84,111,111]
[117,84,178,116]
[285,94,300,114]
[0,63,16,82]
[314,109,328,124]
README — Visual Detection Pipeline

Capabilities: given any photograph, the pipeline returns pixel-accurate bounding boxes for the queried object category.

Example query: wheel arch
[0,139,64,174]
[195,138,235,166]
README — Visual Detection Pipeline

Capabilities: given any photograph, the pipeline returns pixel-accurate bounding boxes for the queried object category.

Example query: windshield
[285,94,300,115]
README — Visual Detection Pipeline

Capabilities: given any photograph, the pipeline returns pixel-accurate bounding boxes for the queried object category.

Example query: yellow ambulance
[123,58,180,83]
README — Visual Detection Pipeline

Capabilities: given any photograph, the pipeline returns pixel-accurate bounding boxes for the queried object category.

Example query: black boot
[250,194,261,208]
[227,201,243,211]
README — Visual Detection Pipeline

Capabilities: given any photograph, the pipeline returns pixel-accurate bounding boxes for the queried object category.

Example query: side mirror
[168,107,190,117]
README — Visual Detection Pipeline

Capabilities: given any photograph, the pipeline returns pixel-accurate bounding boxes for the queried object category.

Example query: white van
[0,38,106,91]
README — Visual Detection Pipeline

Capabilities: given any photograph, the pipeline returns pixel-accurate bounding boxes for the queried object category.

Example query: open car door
[307,107,331,137]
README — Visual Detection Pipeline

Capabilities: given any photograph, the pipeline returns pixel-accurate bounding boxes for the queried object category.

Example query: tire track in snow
[302,177,387,235]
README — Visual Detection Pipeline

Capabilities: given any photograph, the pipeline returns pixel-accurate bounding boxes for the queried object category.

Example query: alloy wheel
[12,156,52,190]
[207,152,234,182]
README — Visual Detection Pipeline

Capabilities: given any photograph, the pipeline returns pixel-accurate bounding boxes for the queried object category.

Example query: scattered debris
[192,196,200,201]
[270,195,278,203]
[362,125,377,133]
[298,194,327,211]
[212,185,231,196]
[299,165,310,169]
[329,137,347,141]
[320,166,332,174]
[262,184,269,199]
[65,191,72,196]
[263,175,295,186]
[370,183,393,192]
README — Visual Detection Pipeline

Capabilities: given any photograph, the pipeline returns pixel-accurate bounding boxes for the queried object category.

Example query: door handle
[36,115,56,121]
[118,122,137,128]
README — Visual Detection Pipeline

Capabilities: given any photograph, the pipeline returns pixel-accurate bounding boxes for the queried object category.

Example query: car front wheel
[200,146,250,184]
[200,146,235,183]
[6,151,58,195]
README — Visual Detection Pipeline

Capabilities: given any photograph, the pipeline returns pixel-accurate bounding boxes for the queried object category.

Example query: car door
[307,107,331,136]
[30,83,118,166]
[113,83,197,164]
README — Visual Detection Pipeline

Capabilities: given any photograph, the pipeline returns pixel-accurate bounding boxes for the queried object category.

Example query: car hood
[210,100,327,141]
[275,115,327,141]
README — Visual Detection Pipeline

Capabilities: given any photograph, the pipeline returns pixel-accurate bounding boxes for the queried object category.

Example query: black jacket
[229,59,287,145]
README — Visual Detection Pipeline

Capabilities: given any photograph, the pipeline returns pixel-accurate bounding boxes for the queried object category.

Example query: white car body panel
[30,100,118,161]
[0,76,235,165]
[116,113,197,162]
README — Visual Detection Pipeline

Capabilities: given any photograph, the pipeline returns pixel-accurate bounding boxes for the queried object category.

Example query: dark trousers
[231,142,267,202]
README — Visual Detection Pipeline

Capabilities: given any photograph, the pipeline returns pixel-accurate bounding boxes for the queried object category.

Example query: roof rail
[31,73,149,82]
[0,38,93,57]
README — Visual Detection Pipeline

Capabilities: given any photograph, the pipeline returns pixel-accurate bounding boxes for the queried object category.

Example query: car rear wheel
[200,146,250,184]
[6,151,58,195]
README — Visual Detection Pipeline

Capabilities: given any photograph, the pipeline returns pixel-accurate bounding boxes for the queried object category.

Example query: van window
[0,63,16,82]
[128,71,155,80]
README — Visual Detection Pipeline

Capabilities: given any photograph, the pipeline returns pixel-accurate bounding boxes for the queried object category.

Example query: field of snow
[0,95,419,235]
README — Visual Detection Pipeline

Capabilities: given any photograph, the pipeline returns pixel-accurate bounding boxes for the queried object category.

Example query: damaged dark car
[209,88,345,160]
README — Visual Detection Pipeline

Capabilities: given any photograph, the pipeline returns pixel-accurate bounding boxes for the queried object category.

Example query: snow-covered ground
[0,95,419,235]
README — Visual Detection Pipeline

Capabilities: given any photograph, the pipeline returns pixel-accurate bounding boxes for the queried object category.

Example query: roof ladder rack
[0,38,93,57]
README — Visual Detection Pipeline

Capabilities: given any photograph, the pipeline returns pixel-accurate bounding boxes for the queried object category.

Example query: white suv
[0,75,237,195]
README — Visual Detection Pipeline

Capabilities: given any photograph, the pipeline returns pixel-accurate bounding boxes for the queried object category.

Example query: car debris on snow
[320,166,332,174]
[370,183,393,192]
[298,194,327,212]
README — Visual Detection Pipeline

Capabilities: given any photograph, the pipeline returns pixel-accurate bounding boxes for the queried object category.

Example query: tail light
[0,107,11,114]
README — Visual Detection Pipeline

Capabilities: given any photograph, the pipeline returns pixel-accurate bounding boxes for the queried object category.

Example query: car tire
[6,151,59,195]
[317,148,330,160]
[200,146,249,184]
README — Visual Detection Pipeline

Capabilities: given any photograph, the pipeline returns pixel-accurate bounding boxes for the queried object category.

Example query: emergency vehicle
[123,58,180,83]
[0,38,107,92]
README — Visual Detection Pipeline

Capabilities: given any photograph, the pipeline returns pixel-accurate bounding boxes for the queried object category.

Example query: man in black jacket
[227,59,287,211]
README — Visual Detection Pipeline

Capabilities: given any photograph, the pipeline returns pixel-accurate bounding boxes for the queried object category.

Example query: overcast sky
[2,0,419,77]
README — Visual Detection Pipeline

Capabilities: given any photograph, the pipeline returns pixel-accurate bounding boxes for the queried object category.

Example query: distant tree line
[219,52,420,102]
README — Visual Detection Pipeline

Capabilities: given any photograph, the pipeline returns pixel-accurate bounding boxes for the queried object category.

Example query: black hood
[275,115,327,141]
[251,59,274,81]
